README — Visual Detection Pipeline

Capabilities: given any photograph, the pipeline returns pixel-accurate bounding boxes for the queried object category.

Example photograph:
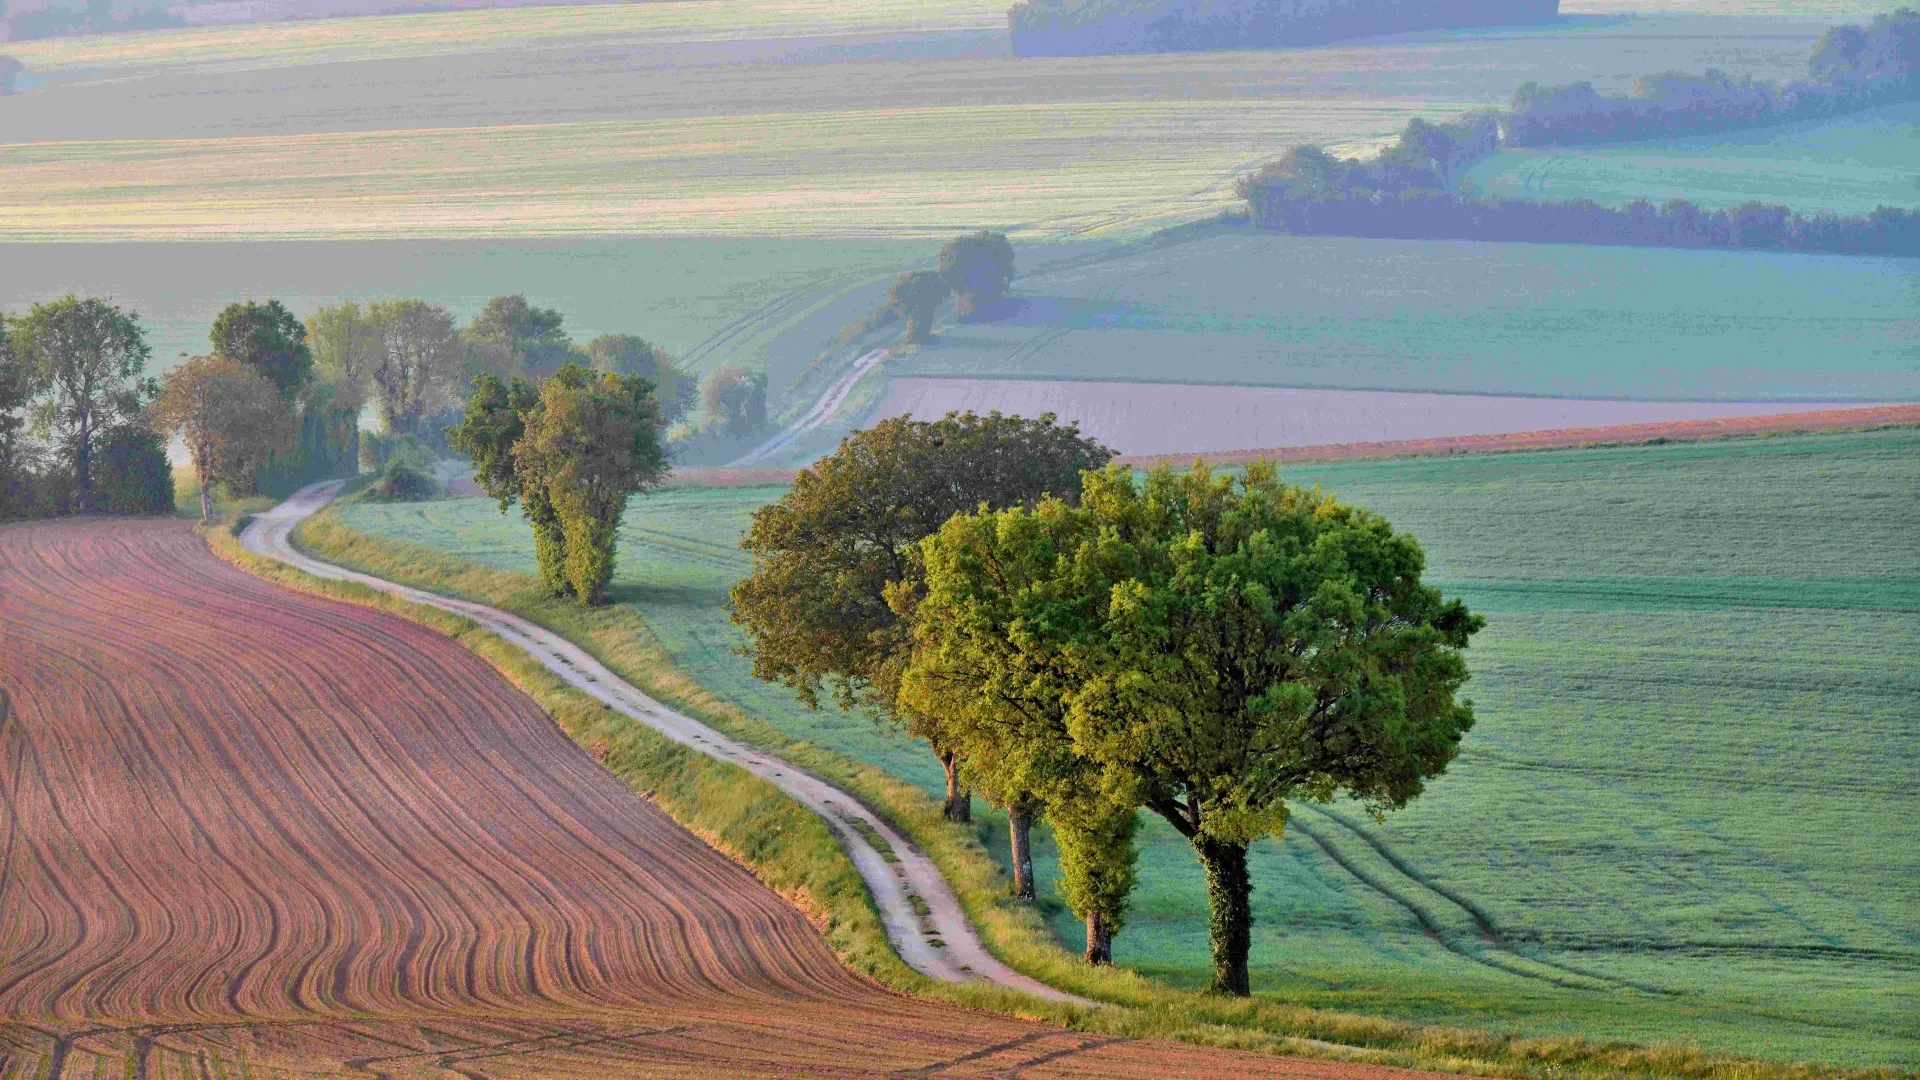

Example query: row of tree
[1505,9,1920,147]
[729,413,1481,993]
[1242,185,1920,257]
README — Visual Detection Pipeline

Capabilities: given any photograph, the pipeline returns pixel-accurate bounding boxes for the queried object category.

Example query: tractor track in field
[1,515,1450,1079]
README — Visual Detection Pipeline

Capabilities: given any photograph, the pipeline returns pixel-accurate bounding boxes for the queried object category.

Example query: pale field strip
[5,0,1901,80]
[0,100,1465,240]
[2,0,1006,77]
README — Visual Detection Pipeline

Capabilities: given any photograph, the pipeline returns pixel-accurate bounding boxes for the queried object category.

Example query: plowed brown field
[0,519,1423,1080]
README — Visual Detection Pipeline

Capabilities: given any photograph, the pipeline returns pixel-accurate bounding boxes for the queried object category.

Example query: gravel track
[0,515,1441,1078]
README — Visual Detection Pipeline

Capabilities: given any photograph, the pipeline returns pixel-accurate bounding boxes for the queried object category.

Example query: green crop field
[879,226,1920,403]
[338,427,1920,1066]
[1463,102,1920,216]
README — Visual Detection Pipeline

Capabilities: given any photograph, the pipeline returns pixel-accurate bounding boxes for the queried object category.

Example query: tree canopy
[887,270,950,345]
[152,354,296,521]
[367,299,462,435]
[699,362,767,438]
[465,295,575,379]
[585,333,693,425]
[450,364,668,605]
[10,296,155,512]
[730,411,1113,821]
[938,231,1016,318]
[210,299,313,403]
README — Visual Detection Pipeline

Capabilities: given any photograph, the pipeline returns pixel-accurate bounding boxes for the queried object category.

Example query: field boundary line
[1116,405,1920,468]
[240,480,1083,1006]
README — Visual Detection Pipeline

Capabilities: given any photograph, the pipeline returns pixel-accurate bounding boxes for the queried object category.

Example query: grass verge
[268,499,1913,1080]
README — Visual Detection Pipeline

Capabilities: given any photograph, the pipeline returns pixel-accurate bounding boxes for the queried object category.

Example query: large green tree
[938,231,1016,318]
[1057,463,1482,995]
[514,364,669,604]
[210,299,313,403]
[11,297,155,511]
[895,499,1139,932]
[730,411,1113,823]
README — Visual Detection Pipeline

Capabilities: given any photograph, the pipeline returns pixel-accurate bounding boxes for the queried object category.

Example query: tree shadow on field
[961,295,1169,331]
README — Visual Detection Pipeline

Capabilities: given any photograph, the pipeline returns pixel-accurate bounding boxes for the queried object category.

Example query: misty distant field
[0,10,1855,240]
[885,227,1919,400]
[338,427,1920,1066]
[1464,101,1920,215]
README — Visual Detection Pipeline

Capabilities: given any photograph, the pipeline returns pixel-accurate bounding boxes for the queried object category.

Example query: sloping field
[0,100,1466,242]
[335,427,1920,1064]
[888,228,1920,402]
[1462,101,1920,216]
[0,518,1362,1078]
[869,378,1873,457]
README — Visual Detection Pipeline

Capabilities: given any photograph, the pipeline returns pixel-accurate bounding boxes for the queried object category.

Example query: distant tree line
[1007,0,1557,58]
[1506,10,1920,147]
[1,0,182,44]
[1233,10,1920,254]
[732,413,1481,991]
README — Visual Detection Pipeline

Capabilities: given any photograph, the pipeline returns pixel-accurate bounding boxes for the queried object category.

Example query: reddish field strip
[0,519,1427,1079]
[1115,404,1920,469]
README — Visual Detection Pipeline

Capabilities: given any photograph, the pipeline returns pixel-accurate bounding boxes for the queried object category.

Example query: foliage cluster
[449,364,669,604]
[0,54,21,95]
[1,0,181,42]
[1007,0,1557,58]
[1505,10,1920,146]
[0,295,170,520]
[733,412,1480,994]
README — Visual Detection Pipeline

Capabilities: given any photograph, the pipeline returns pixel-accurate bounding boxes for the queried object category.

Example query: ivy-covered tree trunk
[562,507,619,606]
[940,751,970,823]
[1194,835,1252,996]
[198,471,213,522]
[524,487,572,598]
[1085,911,1112,964]
[1008,800,1035,901]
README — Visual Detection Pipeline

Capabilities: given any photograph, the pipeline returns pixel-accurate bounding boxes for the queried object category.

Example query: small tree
[464,295,575,379]
[1055,805,1139,964]
[887,270,950,345]
[938,231,1016,318]
[152,355,296,521]
[514,364,669,604]
[91,424,174,515]
[210,299,313,403]
[367,299,462,435]
[1059,463,1482,995]
[699,362,767,438]
[0,316,41,518]
[0,55,22,96]
[447,373,573,595]
[12,296,155,512]
[731,411,1113,823]
[306,301,379,475]
[588,333,693,424]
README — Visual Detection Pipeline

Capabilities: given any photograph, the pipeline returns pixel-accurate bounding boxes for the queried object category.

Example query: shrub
[91,425,175,516]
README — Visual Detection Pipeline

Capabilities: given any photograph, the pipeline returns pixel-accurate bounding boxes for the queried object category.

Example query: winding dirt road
[0,517,1437,1079]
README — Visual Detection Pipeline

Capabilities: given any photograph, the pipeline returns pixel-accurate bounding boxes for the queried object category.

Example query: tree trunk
[1085,911,1112,965]
[1008,801,1035,901]
[1194,835,1252,996]
[198,475,212,522]
[940,752,970,823]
